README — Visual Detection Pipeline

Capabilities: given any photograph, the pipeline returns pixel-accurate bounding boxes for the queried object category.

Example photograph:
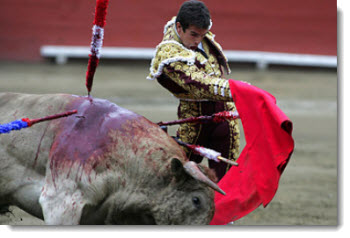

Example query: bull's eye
[192,196,201,208]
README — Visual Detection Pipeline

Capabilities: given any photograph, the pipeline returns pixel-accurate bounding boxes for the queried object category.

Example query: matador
[148,1,240,180]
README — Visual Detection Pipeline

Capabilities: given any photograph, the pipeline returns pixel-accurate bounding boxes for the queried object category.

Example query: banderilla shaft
[25,110,78,126]
[157,111,239,127]
[1,110,78,134]
[172,137,238,167]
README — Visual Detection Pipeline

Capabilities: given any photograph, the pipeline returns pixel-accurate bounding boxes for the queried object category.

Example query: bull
[0,92,225,225]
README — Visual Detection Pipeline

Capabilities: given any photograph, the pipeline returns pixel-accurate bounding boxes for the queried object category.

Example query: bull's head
[100,158,223,225]
[154,158,224,224]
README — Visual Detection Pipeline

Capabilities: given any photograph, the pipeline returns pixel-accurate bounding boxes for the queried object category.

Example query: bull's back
[0,92,185,193]
[47,94,185,184]
[0,92,143,175]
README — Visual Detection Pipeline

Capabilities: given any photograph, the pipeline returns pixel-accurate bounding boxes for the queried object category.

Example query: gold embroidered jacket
[148,17,240,161]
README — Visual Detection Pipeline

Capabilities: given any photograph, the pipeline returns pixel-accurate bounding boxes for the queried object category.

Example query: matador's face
[176,22,208,51]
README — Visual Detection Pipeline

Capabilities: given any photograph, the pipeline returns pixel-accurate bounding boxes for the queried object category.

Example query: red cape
[210,79,294,225]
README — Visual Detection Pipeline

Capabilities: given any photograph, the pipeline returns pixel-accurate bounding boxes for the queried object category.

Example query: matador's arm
[163,60,233,101]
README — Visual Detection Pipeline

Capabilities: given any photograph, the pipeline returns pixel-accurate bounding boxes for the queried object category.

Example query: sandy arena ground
[0,60,337,226]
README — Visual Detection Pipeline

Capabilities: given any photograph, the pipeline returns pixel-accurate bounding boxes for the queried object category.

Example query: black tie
[196,48,208,59]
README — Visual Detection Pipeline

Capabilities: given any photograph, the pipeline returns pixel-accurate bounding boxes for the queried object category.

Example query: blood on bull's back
[46,94,185,184]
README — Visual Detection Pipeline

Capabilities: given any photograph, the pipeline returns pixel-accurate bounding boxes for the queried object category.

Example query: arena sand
[0,61,337,226]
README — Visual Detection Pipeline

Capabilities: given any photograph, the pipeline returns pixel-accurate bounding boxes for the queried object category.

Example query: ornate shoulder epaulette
[147,41,197,80]
[163,16,176,34]
[205,32,231,75]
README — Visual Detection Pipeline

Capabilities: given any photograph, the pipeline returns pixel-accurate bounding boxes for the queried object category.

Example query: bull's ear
[170,158,187,179]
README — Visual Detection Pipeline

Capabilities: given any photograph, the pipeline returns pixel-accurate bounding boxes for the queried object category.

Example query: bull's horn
[183,161,226,195]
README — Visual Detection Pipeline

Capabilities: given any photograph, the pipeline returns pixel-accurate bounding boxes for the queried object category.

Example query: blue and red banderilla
[0,110,77,134]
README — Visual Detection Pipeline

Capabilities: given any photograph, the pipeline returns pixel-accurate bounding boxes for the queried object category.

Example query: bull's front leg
[39,177,86,225]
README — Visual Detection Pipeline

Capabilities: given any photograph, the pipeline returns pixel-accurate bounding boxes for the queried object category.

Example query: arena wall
[0,0,337,62]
